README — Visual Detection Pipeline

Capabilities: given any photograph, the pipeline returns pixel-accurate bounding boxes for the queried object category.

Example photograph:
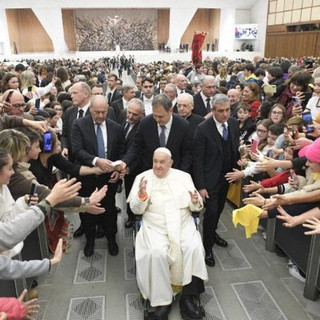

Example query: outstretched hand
[18,289,40,320]
[276,205,299,228]
[303,217,320,235]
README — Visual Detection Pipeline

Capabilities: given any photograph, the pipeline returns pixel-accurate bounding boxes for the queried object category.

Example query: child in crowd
[237,103,256,142]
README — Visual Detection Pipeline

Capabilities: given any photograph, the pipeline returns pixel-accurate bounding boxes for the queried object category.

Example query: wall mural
[74,9,158,51]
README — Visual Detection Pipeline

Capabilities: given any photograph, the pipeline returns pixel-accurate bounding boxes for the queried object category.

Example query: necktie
[180,90,184,94]
[222,123,228,141]
[78,109,84,118]
[107,92,112,105]
[96,124,105,158]
[206,98,211,113]
[159,125,166,147]
[124,122,130,138]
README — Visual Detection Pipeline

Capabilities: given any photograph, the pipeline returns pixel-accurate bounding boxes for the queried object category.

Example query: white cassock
[128,168,208,307]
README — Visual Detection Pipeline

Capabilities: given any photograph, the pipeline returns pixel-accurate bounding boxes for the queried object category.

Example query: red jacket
[0,298,26,320]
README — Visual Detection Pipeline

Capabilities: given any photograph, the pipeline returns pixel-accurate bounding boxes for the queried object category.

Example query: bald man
[128,148,208,320]
[72,95,124,257]
[227,88,241,118]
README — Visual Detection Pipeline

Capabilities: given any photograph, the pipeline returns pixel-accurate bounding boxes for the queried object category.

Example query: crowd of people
[1,53,320,319]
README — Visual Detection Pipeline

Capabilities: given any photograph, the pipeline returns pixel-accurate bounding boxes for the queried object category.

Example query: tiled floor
[34,191,319,320]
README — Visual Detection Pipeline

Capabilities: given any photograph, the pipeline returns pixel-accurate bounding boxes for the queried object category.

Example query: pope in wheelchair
[128,148,208,320]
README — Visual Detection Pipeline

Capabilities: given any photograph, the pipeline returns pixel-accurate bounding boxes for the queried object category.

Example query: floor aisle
[35,191,320,320]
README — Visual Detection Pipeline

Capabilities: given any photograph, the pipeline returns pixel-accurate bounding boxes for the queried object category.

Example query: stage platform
[1,50,262,64]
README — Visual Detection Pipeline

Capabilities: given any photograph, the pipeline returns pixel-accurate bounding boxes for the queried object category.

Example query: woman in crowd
[268,103,287,124]
[20,71,57,104]
[241,82,261,120]
[1,73,20,93]
[51,101,63,135]
[276,70,312,118]
[305,76,320,121]
[215,66,230,87]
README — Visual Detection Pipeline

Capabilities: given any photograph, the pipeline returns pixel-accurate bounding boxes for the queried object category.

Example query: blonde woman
[20,70,57,105]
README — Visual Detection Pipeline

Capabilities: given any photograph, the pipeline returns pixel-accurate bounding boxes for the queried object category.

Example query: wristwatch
[82,197,90,207]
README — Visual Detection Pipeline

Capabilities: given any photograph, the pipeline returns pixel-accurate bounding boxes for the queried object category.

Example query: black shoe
[125,218,134,229]
[154,304,172,320]
[84,241,95,257]
[115,206,121,214]
[180,295,204,319]
[108,241,119,256]
[275,245,287,257]
[205,251,215,267]
[73,225,85,238]
[96,225,105,239]
[214,233,228,247]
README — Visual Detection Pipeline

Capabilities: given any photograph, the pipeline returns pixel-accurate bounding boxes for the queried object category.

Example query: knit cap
[298,138,320,163]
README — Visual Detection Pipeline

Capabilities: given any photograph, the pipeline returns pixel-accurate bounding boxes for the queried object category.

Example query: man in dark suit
[176,74,194,96]
[134,76,143,99]
[121,94,191,175]
[193,94,239,267]
[72,95,124,257]
[61,82,91,162]
[140,77,155,116]
[91,83,117,122]
[61,82,92,239]
[106,73,122,105]
[155,77,167,95]
[121,98,145,228]
[193,76,217,118]
[110,85,135,123]
[177,93,204,137]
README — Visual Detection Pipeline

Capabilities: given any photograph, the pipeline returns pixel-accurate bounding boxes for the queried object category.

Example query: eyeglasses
[143,85,153,88]
[271,111,283,115]
[257,129,267,133]
[12,103,26,109]
[54,108,62,111]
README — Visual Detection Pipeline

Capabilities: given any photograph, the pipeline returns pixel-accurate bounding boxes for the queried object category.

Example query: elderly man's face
[227,89,241,106]
[202,79,216,98]
[6,91,26,117]
[177,95,193,118]
[153,151,173,178]
[90,97,108,124]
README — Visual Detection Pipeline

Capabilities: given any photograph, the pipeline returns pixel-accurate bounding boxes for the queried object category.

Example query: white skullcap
[154,147,172,158]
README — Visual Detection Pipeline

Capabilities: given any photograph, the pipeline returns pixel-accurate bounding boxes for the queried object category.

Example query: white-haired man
[128,147,208,320]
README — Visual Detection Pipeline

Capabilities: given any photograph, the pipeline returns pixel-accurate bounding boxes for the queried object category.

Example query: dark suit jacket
[193,117,239,191]
[135,90,142,99]
[185,112,204,139]
[178,88,194,96]
[61,106,91,162]
[193,92,208,117]
[122,113,191,173]
[110,98,124,123]
[71,116,124,194]
[122,120,141,174]
[108,88,122,104]
[72,116,124,167]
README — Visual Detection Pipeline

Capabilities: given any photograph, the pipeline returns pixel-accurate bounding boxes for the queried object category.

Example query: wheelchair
[132,212,205,320]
